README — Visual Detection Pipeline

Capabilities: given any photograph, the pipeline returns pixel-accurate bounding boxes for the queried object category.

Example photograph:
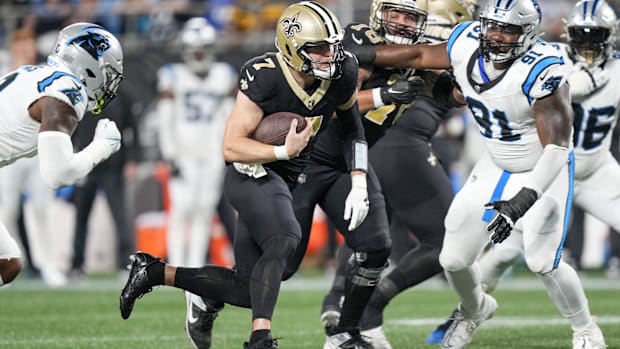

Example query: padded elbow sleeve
[38,131,104,189]
[526,144,569,196]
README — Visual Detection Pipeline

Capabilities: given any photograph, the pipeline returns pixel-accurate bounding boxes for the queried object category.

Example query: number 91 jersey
[448,21,567,172]
[556,43,620,180]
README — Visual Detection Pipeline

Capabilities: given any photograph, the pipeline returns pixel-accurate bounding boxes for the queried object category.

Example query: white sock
[0,274,4,286]
[445,262,483,316]
[539,261,592,331]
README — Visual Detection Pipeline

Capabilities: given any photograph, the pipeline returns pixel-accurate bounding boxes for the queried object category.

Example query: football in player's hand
[252,112,308,146]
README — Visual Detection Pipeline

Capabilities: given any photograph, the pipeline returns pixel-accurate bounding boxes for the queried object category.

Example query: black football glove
[485,187,538,244]
[380,76,425,105]
[168,160,181,178]
[432,71,465,108]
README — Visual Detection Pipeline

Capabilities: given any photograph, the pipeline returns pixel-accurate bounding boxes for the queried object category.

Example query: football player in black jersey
[273,0,427,348]
[118,2,368,349]
[318,1,476,348]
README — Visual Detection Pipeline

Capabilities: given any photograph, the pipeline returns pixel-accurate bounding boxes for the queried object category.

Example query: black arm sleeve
[346,45,377,66]
[335,102,367,172]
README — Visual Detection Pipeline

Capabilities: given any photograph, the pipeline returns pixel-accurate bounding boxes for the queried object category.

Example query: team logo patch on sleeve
[541,76,563,92]
[61,87,83,105]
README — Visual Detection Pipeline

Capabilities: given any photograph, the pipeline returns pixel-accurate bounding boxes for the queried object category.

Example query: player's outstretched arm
[34,97,121,189]
[349,42,451,70]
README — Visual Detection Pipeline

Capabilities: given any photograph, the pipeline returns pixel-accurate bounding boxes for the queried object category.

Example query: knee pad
[261,234,300,261]
[439,249,469,272]
[524,254,555,275]
[346,249,390,287]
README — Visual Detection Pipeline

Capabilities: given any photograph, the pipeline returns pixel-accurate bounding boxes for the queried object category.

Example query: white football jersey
[555,43,620,180]
[0,64,88,168]
[448,22,567,172]
[157,62,236,159]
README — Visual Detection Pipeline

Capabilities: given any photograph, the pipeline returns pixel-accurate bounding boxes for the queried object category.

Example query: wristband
[352,140,368,172]
[371,88,384,108]
[351,173,367,190]
[274,145,290,160]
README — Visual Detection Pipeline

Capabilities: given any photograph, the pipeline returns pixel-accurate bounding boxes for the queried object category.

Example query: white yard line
[390,316,620,328]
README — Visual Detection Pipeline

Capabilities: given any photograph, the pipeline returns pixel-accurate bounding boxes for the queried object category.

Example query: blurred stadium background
[0,1,619,347]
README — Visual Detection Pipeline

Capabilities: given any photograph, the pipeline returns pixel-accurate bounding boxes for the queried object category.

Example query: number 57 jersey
[447,21,567,173]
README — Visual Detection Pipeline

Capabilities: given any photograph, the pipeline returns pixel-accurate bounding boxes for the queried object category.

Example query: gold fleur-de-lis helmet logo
[281,12,302,38]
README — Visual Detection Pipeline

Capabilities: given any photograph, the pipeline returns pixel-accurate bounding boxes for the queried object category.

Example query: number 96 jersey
[556,43,620,180]
[448,21,567,172]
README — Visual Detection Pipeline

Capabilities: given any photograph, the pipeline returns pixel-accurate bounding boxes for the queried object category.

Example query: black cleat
[243,337,280,349]
[119,252,161,319]
[324,332,373,349]
[185,292,224,349]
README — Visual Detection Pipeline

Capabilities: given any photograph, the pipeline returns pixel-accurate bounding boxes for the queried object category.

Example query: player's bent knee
[523,255,554,275]
[346,249,389,287]
[0,258,22,285]
[439,250,469,272]
[261,233,300,261]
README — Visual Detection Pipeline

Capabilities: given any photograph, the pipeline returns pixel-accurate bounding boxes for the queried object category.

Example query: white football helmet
[181,17,217,74]
[370,0,429,44]
[479,0,541,63]
[566,0,618,67]
[47,22,123,114]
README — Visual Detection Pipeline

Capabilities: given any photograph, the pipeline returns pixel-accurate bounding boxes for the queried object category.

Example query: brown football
[252,112,308,146]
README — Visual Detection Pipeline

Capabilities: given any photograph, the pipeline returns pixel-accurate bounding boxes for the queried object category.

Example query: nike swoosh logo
[246,70,255,81]
[387,88,403,94]
[351,33,363,45]
[187,304,199,324]
[539,70,549,81]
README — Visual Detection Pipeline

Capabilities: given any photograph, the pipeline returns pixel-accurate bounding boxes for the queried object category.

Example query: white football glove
[344,174,369,231]
[568,66,609,99]
[92,118,121,158]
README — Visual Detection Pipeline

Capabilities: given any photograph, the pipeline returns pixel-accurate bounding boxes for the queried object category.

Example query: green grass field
[1,272,619,349]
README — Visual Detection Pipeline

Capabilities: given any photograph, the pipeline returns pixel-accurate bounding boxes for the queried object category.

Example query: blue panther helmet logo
[66,29,111,60]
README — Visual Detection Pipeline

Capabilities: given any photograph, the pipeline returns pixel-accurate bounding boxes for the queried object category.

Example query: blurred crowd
[0,0,619,288]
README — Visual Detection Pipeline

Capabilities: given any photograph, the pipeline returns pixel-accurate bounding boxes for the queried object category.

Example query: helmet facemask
[480,18,533,63]
[373,3,427,44]
[299,40,345,80]
[568,26,612,67]
[90,63,123,114]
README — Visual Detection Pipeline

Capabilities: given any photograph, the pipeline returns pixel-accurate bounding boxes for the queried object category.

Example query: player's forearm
[374,43,451,70]
[357,89,376,113]
[38,131,108,189]
[222,136,283,163]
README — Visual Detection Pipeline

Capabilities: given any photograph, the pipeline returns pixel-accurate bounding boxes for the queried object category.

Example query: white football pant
[167,157,225,267]
[440,151,593,329]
